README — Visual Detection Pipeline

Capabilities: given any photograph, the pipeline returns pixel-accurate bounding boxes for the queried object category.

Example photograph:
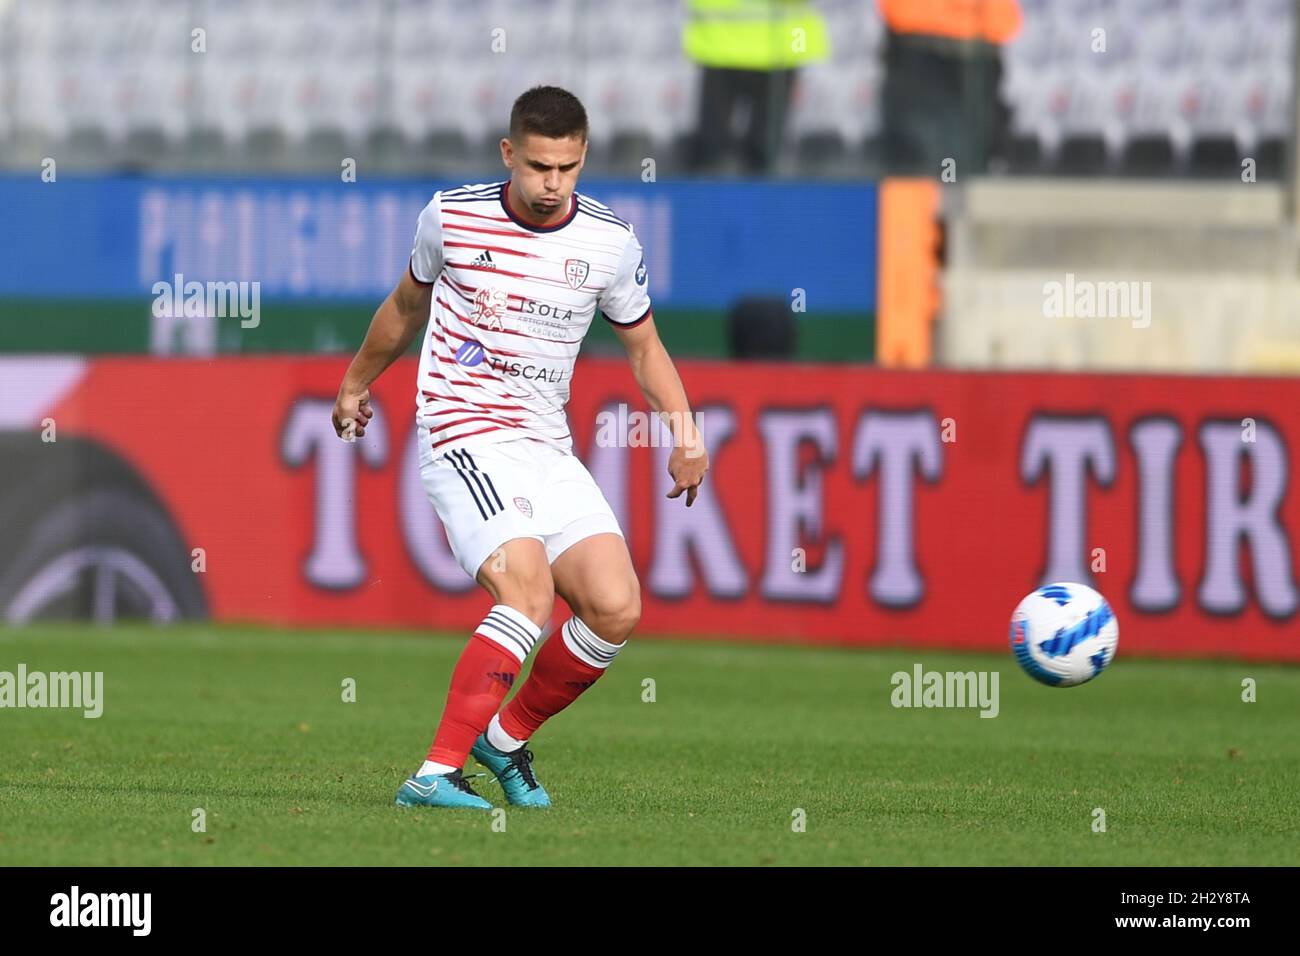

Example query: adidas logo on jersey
[471,250,497,269]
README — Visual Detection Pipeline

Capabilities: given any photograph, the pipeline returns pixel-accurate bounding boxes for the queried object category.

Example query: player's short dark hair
[509,86,589,143]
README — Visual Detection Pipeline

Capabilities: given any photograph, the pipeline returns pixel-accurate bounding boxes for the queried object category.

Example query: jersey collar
[500,180,578,232]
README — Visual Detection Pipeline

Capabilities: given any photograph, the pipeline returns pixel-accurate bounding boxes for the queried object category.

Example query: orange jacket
[879,0,1022,45]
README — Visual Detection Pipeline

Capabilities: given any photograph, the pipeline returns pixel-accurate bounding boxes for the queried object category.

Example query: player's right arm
[331,268,432,439]
[333,197,444,440]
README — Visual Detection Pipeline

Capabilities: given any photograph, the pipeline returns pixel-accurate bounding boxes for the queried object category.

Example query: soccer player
[332,86,709,810]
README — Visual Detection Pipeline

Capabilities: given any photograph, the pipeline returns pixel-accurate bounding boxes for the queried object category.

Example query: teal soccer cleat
[394,768,493,810]
[471,734,551,808]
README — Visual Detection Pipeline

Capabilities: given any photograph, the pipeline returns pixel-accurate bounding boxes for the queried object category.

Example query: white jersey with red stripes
[408,179,652,455]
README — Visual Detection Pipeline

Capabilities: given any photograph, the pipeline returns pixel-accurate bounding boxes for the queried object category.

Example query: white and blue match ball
[1008,582,1119,687]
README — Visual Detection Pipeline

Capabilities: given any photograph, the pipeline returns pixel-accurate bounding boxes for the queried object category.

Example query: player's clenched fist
[332,384,373,441]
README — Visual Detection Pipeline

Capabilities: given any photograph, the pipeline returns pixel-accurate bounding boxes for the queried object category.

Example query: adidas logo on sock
[488,670,515,688]
[471,249,496,269]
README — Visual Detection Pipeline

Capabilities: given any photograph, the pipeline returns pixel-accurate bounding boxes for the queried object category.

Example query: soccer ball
[1008,582,1119,687]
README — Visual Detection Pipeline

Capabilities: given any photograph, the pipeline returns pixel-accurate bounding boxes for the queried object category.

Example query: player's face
[501,133,587,222]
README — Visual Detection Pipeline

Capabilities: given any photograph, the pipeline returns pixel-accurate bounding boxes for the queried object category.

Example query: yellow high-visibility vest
[683,0,830,70]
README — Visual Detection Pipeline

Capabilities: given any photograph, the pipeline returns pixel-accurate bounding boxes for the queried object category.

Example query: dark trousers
[690,67,797,173]
[880,30,1009,175]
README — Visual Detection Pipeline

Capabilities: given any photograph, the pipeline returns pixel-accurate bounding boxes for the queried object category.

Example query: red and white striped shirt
[409,179,652,455]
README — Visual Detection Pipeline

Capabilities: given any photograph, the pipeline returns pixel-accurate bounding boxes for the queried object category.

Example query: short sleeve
[598,228,652,328]
[409,194,444,284]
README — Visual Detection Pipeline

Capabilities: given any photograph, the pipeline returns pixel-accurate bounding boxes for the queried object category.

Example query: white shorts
[417,432,625,580]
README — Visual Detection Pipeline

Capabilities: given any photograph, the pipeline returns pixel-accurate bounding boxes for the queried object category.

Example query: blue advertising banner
[0,174,876,311]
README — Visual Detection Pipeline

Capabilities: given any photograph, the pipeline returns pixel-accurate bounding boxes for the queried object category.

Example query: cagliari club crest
[564,258,590,290]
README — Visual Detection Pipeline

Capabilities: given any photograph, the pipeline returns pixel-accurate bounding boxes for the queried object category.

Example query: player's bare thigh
[550,533,641,644]
[475,537,555,630]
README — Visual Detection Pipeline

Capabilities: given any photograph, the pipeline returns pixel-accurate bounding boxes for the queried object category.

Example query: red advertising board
[4,357,1296,660]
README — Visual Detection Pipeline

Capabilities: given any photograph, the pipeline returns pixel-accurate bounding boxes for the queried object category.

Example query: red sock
[426,633,520,767]
[498,625,608,741]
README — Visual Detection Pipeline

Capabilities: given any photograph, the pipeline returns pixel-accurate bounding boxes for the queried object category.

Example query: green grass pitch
[1,624,1296,866]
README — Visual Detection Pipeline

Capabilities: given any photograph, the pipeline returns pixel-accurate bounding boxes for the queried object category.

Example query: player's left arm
[600,229,708,505]
[612,314,710,507]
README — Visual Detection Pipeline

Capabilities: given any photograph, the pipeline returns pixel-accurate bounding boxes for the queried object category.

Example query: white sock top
[561,616,626,670]
[476,604,543,663]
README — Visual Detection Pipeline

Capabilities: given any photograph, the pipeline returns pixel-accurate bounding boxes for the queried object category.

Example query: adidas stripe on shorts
[417,432,625,580]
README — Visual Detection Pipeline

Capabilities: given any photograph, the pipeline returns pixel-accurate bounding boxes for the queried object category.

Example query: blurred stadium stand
[0,0,722,175]
[1003,0,1294,177]
[2,0,1287,179]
